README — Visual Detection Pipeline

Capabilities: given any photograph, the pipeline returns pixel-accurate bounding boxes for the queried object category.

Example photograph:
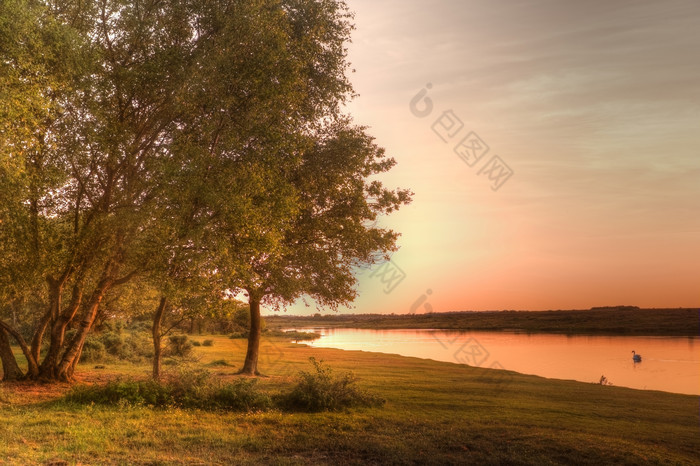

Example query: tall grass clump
[279,357,385,412]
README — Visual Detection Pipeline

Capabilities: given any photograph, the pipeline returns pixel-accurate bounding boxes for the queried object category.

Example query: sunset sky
[282,0,700,315]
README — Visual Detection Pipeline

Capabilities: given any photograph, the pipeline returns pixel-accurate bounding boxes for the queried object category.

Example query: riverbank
[266,307,699,336]
[1,334,698,464]
[298,328,700,395]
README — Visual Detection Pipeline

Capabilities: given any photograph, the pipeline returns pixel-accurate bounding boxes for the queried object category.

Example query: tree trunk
[152,297,167,380]
[239,295,262,375]
[32,269,74,365]
[52,275,112,382]
[67,337,86,380]
[10,298,20,328]
[0,320,39,379]
[0,328,23,381]
[30,309,52,364]
[39,285,83,380]
[55,300,101,381]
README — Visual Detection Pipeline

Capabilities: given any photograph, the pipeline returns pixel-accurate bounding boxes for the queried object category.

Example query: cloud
[282,0,700,313]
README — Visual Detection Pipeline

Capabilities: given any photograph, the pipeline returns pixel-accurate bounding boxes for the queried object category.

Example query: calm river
[292,328,700,396]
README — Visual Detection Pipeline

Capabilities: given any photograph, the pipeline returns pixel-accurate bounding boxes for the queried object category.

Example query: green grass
[266,307,700,336]
[1,334,699,464]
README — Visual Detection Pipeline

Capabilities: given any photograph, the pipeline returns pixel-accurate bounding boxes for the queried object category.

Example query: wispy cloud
[289,0,700,313]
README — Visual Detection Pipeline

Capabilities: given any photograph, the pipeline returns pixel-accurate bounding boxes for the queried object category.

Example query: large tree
[1,0,364,381]
[1,0,91,380]
[231,121,412,375]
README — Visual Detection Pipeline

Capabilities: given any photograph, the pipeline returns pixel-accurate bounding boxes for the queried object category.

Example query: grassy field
[266,307,700,336]
[1,334,699,465]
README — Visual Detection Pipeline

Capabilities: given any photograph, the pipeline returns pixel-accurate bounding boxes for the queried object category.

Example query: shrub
[192,341,201,346]
[166,369,211,406]
[122,332,153,360]
[127,320,152,333]
[78,329,153,364]
[80,336,106,362]
[100,332,124,356]
[66,379,173,407]
[100,320,124,334]
[64,370,271,411]
[278,358,385,412]
[210,379,271,411]
[202,340,214,347]
[166,335,192,357]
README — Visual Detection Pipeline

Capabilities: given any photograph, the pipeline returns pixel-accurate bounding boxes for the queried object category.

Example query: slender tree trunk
[67,337,86,380]
[0,320,39,379]
[30,309,52,364]
[240,296,262,375]
[0,328,23,381]
[152,297,167,380]
[10,298,20,328]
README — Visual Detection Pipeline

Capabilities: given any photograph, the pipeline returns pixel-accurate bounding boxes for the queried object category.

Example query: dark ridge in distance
[264,307,699,337]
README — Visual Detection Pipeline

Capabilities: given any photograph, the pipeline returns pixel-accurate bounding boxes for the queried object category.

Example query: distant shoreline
[265,307,699,337]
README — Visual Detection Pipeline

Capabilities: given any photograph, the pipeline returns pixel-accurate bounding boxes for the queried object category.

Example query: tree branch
[113,269,138,286]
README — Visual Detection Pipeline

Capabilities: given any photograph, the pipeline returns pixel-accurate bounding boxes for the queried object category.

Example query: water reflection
[293,328,700,396]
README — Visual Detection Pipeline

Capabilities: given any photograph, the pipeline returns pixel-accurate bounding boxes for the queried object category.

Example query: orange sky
[280,0,700,315]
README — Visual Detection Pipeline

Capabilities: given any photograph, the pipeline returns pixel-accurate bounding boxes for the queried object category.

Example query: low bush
[66,379,172,407]
[65,370,271,411]
[191,341,201,346]
[99,320,124,334]
[278,358,385,412]
[80,336,107,362]
[79,330,153,364]
[210,379,270,411]
[127,321,152,333]
[65,360,383,413]
[101,331,124,356]
[123,332,154,360]
[166,335,192,357]
[202,340,214,347]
